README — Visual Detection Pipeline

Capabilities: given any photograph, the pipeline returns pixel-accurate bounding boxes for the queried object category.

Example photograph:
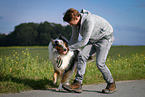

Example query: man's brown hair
[63,8,80,22]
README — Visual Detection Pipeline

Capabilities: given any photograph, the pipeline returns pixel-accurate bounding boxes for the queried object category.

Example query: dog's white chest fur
[54,51,74,70]
[49,42,74,71]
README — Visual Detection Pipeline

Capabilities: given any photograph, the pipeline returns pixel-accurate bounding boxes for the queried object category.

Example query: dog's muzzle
[54,41,67,51]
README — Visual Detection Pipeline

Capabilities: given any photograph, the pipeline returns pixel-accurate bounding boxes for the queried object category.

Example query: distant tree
[36,21,53,45]
[0,33,7,46]
[64,25,72,40]
[0,21,72,46]
[11,23,39,46]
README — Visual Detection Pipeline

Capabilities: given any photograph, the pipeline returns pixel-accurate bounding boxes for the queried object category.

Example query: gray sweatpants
[75,35,114,84]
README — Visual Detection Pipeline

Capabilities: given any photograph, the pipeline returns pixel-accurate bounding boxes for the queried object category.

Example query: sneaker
[62,80,82,93]
[102,81,117,94]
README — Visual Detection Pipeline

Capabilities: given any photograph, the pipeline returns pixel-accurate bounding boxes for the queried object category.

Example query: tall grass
[0,49,54,93]
[0,46,145,93]
[84,53,145,84]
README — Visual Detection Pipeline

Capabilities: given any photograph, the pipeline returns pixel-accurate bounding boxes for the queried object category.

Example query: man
[62,8,117,94]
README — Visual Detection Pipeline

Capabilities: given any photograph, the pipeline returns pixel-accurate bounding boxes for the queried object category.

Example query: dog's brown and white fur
[48,35,78,91]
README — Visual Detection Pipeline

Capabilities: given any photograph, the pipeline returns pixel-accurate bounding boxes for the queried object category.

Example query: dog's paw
[55,88,61,92]
[65,82,70,85]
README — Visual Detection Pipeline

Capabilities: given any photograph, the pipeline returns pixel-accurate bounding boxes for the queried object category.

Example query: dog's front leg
[53,70,59,85]
[55,83,63,91]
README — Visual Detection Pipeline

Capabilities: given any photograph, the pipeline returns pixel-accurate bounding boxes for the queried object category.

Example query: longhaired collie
[48,35,78,91]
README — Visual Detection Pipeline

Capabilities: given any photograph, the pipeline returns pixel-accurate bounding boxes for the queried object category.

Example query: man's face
[68,19,79,26]
[68,16,80,26]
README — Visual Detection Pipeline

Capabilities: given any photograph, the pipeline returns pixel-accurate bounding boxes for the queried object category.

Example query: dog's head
[51,35,69,54]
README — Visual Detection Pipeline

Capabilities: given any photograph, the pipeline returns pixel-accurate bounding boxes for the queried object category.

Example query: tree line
[0,21,72,46]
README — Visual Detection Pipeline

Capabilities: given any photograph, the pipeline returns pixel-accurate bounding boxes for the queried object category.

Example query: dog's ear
[58,34,68,44]
[58,34,63,39]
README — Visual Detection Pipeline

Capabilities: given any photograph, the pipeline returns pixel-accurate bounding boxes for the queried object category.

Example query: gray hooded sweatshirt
[69,9,113,49]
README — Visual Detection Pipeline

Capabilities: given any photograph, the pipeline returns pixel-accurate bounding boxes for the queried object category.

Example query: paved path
[0,80,145,97]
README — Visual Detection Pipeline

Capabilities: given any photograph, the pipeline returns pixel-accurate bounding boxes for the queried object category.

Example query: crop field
[0,46,145,93]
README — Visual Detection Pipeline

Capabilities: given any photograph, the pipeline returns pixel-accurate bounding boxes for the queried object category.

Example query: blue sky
[0,0,145,45]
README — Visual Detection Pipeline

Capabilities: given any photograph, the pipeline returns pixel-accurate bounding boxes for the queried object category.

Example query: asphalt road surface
[0,80,145,97]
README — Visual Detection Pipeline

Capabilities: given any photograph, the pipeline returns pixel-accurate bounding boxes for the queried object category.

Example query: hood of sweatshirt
[80,9,91,15]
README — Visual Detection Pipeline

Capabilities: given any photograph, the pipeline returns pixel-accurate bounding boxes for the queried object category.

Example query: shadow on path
[0,74,56,90]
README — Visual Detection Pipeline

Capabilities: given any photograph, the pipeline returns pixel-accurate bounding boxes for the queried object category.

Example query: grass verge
[0,46,145,94]
[0,49,54,93]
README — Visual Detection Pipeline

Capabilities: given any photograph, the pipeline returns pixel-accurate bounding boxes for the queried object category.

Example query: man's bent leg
[63,44,95,93]
[94,37,117,93]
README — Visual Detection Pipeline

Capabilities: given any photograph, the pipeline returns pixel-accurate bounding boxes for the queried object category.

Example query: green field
[0,46,145,93]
